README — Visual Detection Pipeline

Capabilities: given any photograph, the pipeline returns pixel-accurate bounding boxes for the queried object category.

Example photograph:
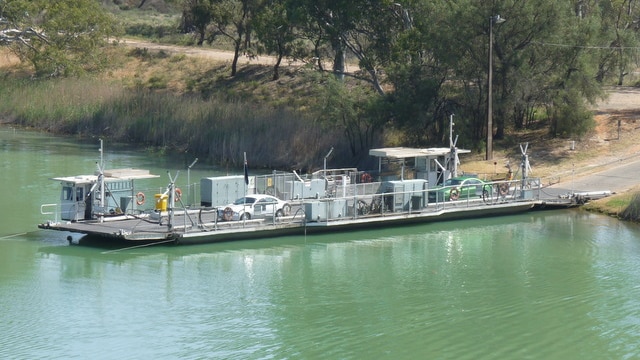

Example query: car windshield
[444,178,463,186]
[233,197,256,205]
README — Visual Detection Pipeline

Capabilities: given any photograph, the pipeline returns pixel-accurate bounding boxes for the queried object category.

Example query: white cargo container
[200,175,246,207]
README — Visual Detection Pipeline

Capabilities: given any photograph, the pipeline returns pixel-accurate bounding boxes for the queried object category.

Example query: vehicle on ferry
[39,123,587,246]
[217,194,291,221]
[427,176,489,203]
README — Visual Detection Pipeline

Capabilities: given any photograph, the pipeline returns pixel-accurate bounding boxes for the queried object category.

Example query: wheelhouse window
[62,186,74,201]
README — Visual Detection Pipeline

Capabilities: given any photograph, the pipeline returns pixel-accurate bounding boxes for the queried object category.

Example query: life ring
[449,188,460,201]
[222,207,234,221]
[135,192,145,205]
[175,188,182,202]
[499,183,509,196]
[360,172,372,183]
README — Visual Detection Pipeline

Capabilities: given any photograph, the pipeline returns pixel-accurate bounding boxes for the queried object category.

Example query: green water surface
[1,127,639,359]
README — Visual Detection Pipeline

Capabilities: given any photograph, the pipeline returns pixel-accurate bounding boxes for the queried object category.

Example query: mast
[520,143,531,181]
[166,171,179,230]
[98,139,105,222]
[448,114,460,177]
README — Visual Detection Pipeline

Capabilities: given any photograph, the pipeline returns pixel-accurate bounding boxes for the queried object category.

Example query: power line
[531,41,640,50]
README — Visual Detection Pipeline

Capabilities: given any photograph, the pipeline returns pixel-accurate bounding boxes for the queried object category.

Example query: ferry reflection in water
[3,212,633,359]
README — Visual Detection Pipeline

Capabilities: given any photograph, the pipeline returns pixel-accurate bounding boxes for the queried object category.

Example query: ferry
[38,139,589,246]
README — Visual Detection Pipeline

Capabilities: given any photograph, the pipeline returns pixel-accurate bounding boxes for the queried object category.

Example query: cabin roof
[52,168,159,184]
[369,147,470,159]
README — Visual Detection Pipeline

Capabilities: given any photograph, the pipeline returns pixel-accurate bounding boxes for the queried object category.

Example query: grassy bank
[583,186,640,222]
[0,46,359,170]
[0,76,341,169]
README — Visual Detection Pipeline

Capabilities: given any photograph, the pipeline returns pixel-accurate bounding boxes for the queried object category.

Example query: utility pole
[487,14,505,161]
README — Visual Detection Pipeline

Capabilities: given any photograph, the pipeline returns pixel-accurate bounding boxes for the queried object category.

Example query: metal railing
[303,178,542,223]
[40,177,542,235]
[40,203,59,224]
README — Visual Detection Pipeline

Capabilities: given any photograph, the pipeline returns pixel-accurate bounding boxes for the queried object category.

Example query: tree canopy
[4,0,640,158]
[0,0,121,76]
[181,0,640,152]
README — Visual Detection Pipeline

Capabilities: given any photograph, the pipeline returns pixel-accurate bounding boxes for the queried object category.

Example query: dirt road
[541,87,640,193]
[122,39,308,67]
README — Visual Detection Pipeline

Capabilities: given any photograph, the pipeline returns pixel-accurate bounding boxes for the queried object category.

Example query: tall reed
[621,192,640,222]
[0,77,345,170]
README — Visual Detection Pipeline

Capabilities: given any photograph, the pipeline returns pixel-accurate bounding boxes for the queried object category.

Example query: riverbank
[108,40,640,190]
[2,42,639,218]
[583,185,640,221]
[460,87,640,221]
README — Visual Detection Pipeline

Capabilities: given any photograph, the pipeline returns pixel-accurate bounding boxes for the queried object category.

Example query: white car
[218,194,291,221]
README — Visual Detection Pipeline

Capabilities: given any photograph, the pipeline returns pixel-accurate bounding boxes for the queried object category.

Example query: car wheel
[276,209,284,217]
[357,199,370,215]
[482,189,490,203]
[282,204,291,216]
[222,207,234,221]
[240,213,251,220]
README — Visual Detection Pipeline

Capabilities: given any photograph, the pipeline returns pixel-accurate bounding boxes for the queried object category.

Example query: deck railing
[40,177,542,237]
[303,178,542,223]
[170,177,543,233]
[40,203,59,224]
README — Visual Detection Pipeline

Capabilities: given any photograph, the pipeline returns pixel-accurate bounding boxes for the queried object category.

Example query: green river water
[1,127,640,359]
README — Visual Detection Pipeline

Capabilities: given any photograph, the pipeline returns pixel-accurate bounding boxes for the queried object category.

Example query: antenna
[187,158,198,206]
[520,143,532,179]
[99,138,104,171]
[97,139,106,222]
[323,146,334,181]
[325,147,334,159]
[448,115,460,177]
[449,114,455,148]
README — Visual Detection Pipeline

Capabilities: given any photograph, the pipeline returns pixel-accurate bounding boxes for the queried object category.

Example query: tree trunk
[231,40,240,76]
[197,30,204,46]
[273,54,282,81]
[314,38,324,72]
[333,39,345,81]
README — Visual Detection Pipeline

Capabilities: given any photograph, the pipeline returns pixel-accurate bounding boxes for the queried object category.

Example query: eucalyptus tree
[206,0,265,76]
[290,0,356,80]
[180,0,212,45]
[380,0,611,148]
[492,0,604,138]
[290,0,405,93]
[381,0,472,145]
[279,0,410,156]
[593,0,640,85]
[252,0,302,80]
[316,76,384,157]
[0,0,120,77]
[431,0,605,142]
[340,0,409,95]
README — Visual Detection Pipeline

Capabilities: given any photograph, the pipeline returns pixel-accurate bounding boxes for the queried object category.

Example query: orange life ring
[360,172,372,183]
[449,188,460,201]
[175,188,182,202]
[136,192,145,205]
